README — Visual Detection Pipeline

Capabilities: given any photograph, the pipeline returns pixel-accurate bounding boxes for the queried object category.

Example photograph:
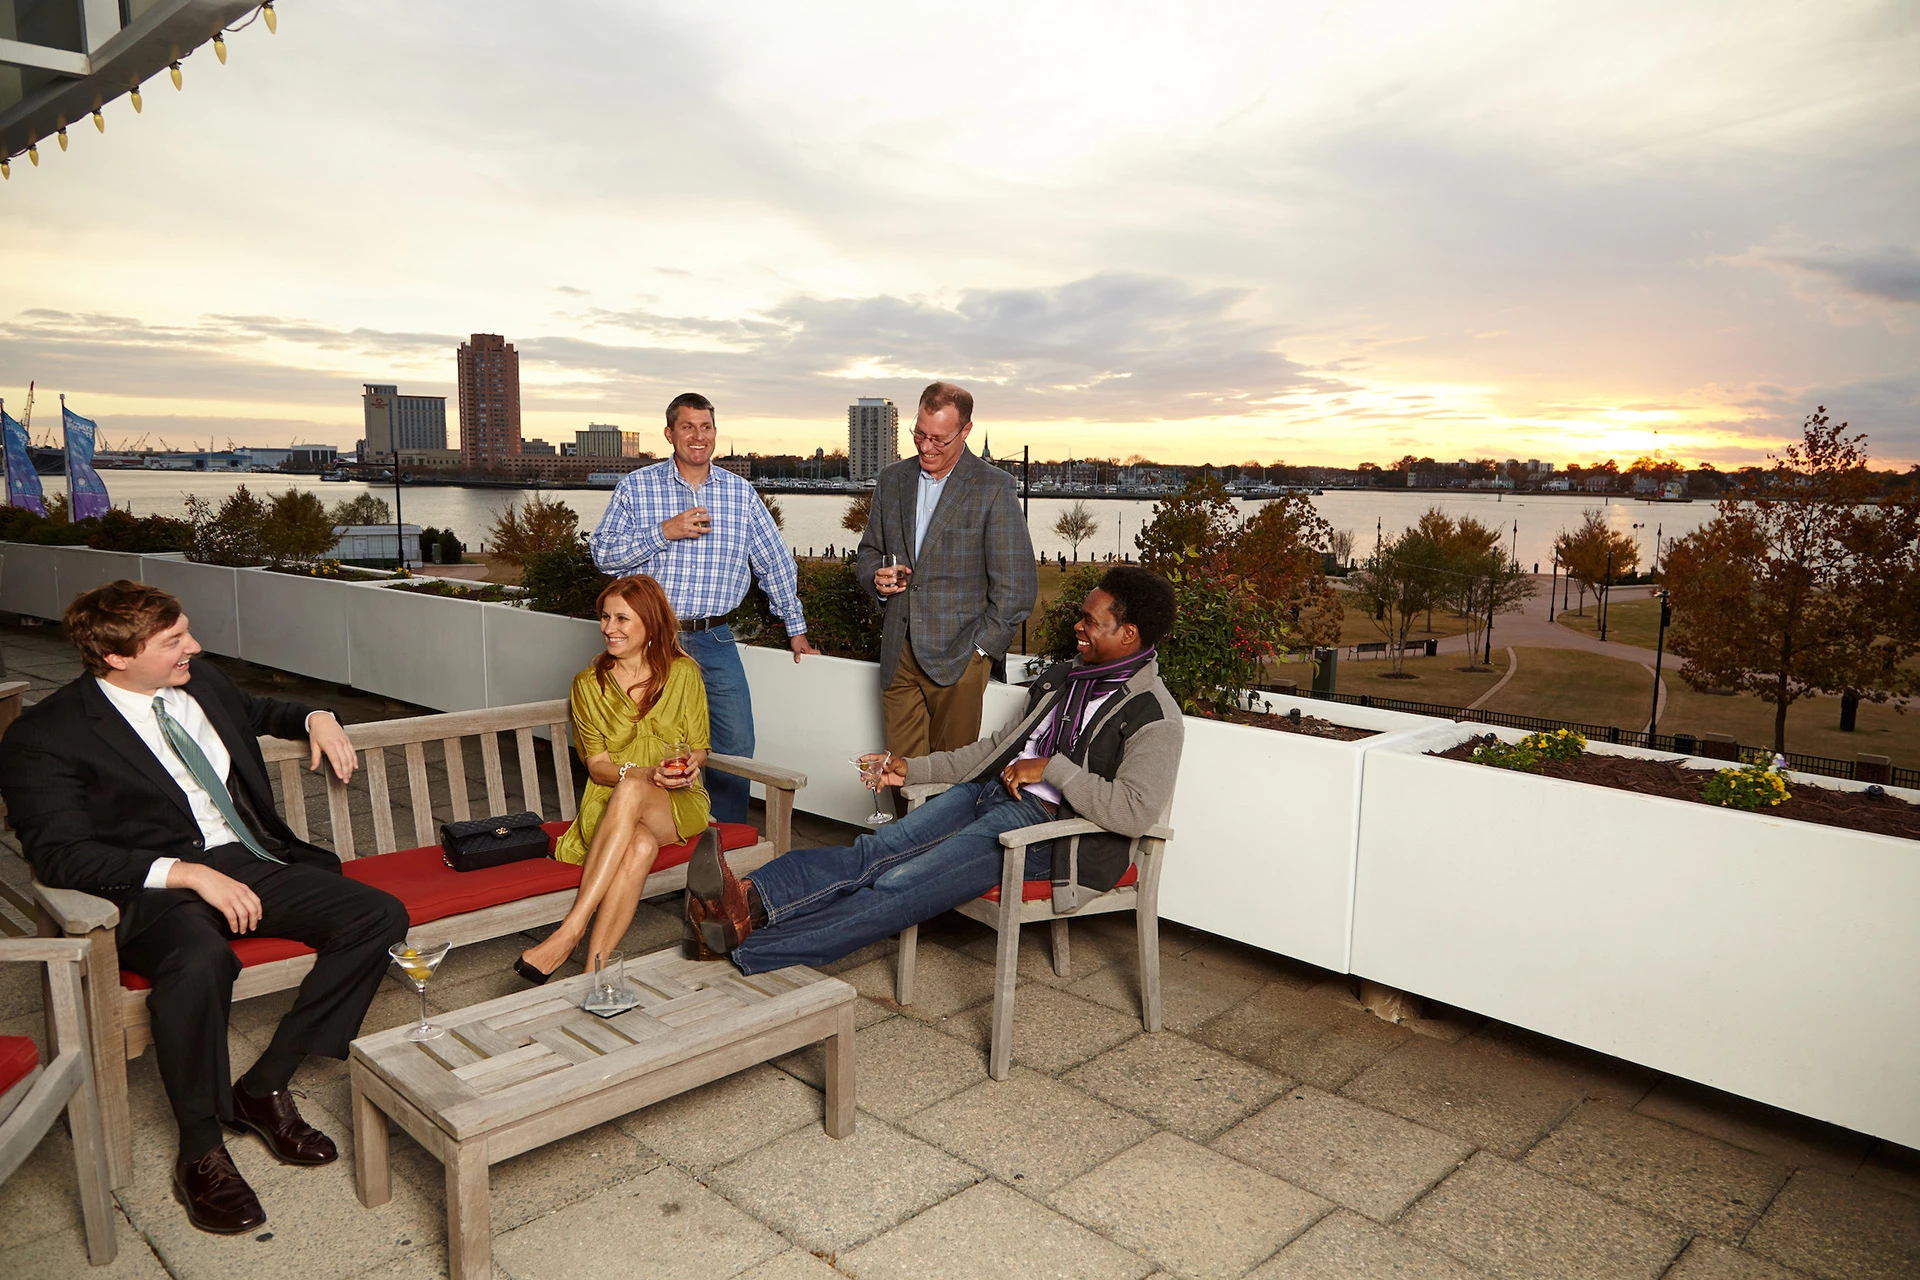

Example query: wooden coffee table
[349,949,856,1279]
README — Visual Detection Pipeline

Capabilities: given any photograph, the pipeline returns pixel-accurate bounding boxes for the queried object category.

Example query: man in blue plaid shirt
[588,393,817,822]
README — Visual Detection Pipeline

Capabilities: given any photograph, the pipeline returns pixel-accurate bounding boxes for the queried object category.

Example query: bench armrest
[998,819,1174,849]
[0,937,91,964]
[0,678,28,699]
[901,783,954,805]
[706,752,807,792]
[30,881,120,935]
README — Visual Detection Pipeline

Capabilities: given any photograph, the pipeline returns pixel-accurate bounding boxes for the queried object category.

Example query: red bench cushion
[0,1035,37,1096]
[120,819,761,989]
[982,864,1137,903]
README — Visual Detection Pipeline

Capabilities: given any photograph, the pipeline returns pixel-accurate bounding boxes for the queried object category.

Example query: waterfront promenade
[1,622,1914,1279]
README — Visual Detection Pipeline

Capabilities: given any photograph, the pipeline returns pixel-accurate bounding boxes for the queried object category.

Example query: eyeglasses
[911,426,966,448]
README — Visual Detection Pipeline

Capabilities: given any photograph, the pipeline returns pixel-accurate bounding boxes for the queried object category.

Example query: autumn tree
[1328,528,1355,566]
[1348,527,1447,676]
[1054,500,1100,559]
[185,487,266,566]
[260,490,338,567]
[1663,409,1920,752]
[487,493,580,567]
[760,491,785,532]
[1228,494,1341,647]
[328,493,392,526]
[1553,509,1638,614]
[1134,474,1239,569]
[841,491,872,535]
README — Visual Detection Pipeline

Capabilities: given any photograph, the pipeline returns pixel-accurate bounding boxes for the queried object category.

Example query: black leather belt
[678,616,725,633]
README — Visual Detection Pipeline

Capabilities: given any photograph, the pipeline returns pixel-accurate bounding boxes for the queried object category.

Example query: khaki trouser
[883,644,992,758]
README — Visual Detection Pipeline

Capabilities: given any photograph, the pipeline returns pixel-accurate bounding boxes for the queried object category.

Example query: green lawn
[1481,647,1656,729]
[1552,596,1665,649]
[1336,648,1509,707]
[1335,594,1475,646]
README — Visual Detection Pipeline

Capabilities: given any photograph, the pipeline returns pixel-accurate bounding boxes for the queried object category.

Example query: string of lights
[1,3,279,180]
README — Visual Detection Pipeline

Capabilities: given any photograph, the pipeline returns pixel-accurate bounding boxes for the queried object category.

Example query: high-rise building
[457,334,522,468]
[576,424,643,458]
[362,385,448,461]
[848,398,899,481]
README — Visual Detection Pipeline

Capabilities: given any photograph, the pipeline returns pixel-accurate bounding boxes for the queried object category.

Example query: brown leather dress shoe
[229,1083,338,1166]
[685,830,753,955]
[173,1144,267,1235]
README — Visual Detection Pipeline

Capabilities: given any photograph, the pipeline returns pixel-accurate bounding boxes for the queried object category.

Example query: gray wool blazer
[855,449,1039,686]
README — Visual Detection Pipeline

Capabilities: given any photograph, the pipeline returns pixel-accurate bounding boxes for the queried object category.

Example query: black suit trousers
[118,845,410,1133]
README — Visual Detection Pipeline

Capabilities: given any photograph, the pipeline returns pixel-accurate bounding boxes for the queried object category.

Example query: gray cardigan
[906,657,1183,887]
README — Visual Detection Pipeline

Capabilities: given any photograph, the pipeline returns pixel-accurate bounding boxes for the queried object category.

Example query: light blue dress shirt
[914,467,951,559]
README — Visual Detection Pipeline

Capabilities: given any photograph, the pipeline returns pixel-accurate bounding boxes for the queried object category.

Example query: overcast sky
[2,0,1915,468]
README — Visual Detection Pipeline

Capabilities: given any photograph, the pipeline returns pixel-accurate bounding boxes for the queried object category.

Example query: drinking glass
[662,741,694,784]
[583,949,638,1016]
[847,754,895,825]
[882,553,909,590]
[389,939,452,1041]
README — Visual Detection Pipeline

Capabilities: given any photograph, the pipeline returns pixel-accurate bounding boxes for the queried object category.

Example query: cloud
[1754,246,1920,306]
[553,273,1334,422]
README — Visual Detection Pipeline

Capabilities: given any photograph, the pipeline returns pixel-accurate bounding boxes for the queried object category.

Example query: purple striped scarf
[1035,647,1156,759]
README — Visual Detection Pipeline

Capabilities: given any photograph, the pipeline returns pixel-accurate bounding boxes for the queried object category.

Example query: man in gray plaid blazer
[856,382,1038,756]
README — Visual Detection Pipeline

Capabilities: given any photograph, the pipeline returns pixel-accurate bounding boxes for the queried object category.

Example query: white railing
[1,539,1915,1148]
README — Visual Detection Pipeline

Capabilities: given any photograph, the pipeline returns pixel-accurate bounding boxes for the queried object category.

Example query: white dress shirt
[95,679,324,888]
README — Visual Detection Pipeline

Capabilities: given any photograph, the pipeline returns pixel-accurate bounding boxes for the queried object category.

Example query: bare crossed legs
[521,771,682,976]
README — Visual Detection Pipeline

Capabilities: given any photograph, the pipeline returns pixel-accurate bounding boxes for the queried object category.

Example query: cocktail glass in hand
[389,940,452,1041]
[662,741,694,785]
[848,754,894,825]
[583,949,639,1017]
[881,553,909,591]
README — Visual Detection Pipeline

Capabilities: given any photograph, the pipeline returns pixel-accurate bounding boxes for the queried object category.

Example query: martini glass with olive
[389,939,453,1041]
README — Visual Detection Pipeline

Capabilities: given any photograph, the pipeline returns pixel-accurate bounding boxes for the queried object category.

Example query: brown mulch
[1208,707,1377,741]
[1432,740,1920,842]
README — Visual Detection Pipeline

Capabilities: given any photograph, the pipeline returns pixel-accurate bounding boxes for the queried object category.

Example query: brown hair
[64,580,183,677]
[665,392,715,430]
[590,575,687,718]
[918,381,974,427]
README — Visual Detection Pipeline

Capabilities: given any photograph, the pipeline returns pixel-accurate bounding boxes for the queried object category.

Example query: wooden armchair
[0,937,115,1265]
[30,698,807,1188]
[893,783,1173,1079]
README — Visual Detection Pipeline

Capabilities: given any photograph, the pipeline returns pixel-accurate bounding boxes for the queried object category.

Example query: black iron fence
[1285,687,1919,790]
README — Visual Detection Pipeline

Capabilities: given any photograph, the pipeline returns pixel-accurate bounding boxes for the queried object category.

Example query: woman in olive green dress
[515,575,712,983]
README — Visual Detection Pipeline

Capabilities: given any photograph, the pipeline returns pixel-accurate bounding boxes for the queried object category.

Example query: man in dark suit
[0,581,410,1235]
[855,381,1038,757]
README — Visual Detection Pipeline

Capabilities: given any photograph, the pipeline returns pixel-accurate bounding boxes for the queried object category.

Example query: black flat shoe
[513,956,557,986]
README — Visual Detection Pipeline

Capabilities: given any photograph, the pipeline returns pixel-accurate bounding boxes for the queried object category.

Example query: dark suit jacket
[0,658,341,944]
[855,448,1038,685]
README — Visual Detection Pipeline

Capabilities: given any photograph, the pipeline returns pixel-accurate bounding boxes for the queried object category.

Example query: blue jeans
[731,781,1054,974]
[683,626,754,824]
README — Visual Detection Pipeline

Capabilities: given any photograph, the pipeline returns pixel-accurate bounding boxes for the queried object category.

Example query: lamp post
[1599,548,1615,642]
[1648,589,1671,738]
[1548,551,1558,622]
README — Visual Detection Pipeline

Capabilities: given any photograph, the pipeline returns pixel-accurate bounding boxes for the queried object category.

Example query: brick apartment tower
[457,334,522,469]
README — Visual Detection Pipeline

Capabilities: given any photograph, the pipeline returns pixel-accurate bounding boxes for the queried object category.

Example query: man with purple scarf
[685,567,1183,974]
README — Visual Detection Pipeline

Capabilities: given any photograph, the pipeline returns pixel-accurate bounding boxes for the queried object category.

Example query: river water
[71,471,1725,571]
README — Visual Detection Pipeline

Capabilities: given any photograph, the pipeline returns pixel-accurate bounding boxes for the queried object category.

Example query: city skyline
[0,2,1914,469]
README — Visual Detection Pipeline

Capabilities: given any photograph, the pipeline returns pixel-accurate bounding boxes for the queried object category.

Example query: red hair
[591,576,687,718]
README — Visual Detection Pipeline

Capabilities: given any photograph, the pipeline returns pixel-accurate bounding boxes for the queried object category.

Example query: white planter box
[50,547,146,602]
[1352,721,1920,1147]
[138,557,241,657]
[482,604,603,709]
[739,646,1028,827]
[237,569,354,685]
[0,541,60,618]
[1158,694,1441,971]
[345,585,488,711]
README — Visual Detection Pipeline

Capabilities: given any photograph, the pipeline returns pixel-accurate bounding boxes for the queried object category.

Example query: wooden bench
[29,697,808,1189]
[351,950,854,1280]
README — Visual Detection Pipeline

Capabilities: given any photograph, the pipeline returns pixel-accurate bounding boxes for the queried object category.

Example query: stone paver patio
[2,619,1916,1279]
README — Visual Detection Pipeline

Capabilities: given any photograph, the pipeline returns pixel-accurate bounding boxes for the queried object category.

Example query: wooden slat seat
[30,698,809,1191]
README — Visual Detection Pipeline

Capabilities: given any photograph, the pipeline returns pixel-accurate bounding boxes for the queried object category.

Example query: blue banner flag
[2,405,47,516]
[62,402,111,522]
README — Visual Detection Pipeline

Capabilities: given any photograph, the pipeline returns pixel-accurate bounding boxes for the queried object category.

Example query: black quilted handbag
[439,811,552,872]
